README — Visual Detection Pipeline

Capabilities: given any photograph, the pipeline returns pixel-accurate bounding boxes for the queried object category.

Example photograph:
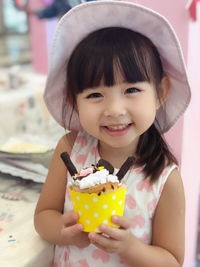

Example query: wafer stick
[60,152,77,176]
[116,156,135,181]
[97,159,114,174]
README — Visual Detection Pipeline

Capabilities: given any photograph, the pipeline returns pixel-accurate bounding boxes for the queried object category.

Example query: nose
[104,98,126,117]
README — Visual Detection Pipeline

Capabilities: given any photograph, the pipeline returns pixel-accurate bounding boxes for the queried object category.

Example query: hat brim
[44,0,191,133]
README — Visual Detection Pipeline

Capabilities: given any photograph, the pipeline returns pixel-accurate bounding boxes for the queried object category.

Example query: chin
[103,138,137,149]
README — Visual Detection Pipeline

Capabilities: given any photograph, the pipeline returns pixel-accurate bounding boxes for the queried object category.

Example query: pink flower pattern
[78,259,90,267]
[90,146,97,155]
[125,194,136,209]
[139,232,149,243]
[92,249,110,263]
[147,198,157,212]
[75,154,87,165]
[131,215,145,229]
[136,179,153,192]
[76,135,88,147]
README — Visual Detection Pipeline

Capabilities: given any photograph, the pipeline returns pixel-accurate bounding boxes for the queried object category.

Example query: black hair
[64,27,177,182]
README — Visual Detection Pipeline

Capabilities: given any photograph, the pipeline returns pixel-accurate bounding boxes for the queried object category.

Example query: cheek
[78,106,97,128]
[133,98,157,124]
[78,109,88,125]
[135,109,156,125]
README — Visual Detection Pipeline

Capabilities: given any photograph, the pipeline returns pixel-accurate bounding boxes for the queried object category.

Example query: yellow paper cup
[69,186,126,233]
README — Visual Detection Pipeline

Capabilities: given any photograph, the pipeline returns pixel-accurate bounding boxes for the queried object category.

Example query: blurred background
[0,0,30,67]
[0,0,200,266]
[0,0,64,143]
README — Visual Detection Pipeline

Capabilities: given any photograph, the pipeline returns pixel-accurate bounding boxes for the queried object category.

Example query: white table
[0,173,54,267]
[0,70,62,266]
[0,72,50,141]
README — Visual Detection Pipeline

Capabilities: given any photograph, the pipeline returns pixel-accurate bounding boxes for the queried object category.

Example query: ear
[156,76,171,109]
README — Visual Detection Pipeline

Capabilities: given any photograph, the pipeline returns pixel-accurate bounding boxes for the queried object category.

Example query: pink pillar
[181,4,200,266]
[28,0,48,73]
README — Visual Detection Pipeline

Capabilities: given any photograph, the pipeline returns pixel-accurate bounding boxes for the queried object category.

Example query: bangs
[67,27,163,95]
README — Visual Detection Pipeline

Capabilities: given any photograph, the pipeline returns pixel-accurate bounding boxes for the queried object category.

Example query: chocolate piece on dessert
[60,152,78,176]
[116,156,135,181]
[97,159,114,174]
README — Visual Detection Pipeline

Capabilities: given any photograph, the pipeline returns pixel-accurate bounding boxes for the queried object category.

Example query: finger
[88,232,108,244]
[99,224,125,241]
[61,223,83,237]
[62,211,79,226]
[88,232,118,252]
[111,215,132,229]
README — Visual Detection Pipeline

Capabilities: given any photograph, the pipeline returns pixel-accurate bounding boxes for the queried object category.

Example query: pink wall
[128,0,189,57]
[181,4,200,266]
[28,0,48,73]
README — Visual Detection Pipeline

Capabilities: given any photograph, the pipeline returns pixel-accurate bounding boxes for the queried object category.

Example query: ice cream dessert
[61,152,135,232]
[69,161,122,195]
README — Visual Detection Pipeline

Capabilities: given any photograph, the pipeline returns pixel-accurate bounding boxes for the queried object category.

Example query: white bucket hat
[44,0,191,133]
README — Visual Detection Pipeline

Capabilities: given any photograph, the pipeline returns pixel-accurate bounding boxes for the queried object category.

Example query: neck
[98,140,138,169]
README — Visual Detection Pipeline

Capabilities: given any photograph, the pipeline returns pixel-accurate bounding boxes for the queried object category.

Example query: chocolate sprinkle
[60,152,78,176]
[97,159,114,174]
[116,157,135,181]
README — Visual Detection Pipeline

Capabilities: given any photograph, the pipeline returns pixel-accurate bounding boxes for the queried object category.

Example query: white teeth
[106,124,129,130]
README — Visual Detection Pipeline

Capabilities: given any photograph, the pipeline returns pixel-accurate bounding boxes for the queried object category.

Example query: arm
[34,131,90,247]
[89,168,185,266]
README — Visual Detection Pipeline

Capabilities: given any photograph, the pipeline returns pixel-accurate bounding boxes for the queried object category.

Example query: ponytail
[135,124,178,182]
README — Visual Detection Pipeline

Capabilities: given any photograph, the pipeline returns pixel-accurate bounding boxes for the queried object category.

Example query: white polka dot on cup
[78,211,82,215]
[94,213,99,217]
[103,204,108,209]
[103,219,108,224]
[119,200,123,205]
[112,195,116,200]
[93,197,98,202]
[85,205,89,209]
[76,196,80,200]
[112,210,116,215]
[86,220,90,224]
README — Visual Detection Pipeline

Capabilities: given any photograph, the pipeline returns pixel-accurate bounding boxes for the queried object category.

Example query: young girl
[34,1,191,266]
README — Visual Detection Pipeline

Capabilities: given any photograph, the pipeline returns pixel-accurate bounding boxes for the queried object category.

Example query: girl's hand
[88,215,133,255]
[61,210,90,248]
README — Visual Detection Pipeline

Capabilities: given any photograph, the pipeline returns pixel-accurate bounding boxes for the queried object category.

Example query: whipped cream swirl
[68,169,119,189]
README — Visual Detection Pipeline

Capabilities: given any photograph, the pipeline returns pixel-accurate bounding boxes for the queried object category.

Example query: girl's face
[76,74,160,152]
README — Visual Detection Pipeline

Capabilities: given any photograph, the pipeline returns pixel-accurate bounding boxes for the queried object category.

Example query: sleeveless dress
[53,130,177,267]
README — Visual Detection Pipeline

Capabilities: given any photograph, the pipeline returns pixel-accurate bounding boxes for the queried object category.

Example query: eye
[86,92,103,99]
[125,87,141,94]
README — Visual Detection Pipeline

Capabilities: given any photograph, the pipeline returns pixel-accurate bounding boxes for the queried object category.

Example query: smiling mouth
[104,123,132,130]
